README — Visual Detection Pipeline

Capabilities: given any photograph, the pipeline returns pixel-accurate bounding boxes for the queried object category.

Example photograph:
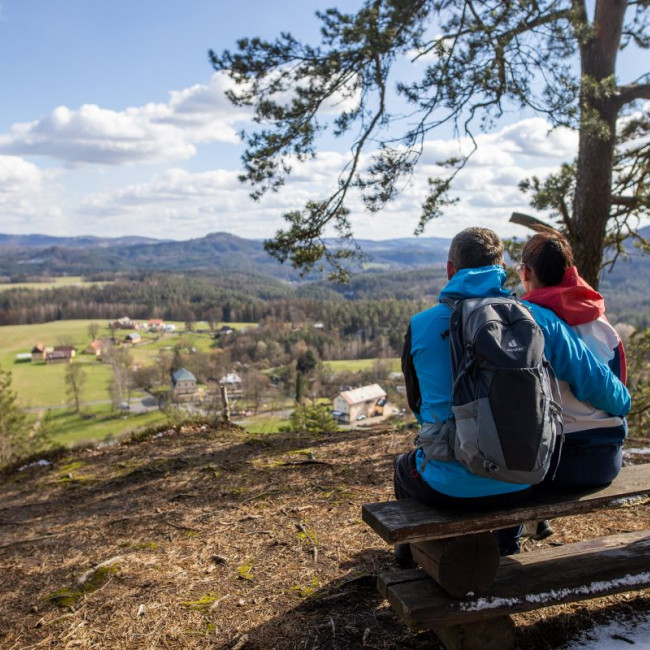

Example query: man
[395,227,631,557]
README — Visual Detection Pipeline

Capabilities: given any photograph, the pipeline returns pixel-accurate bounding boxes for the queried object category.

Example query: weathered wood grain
[411,532,500,598]
[363,463,650,544]
[377,530,650,630]
[434,616,515,650]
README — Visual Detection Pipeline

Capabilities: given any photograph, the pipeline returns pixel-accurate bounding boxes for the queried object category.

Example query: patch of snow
[153,432,164,439]
[623,447,650,456]
[609,496,648,507]
[18,459,52,471]
[565,613,650,649]
[460,572,650,611]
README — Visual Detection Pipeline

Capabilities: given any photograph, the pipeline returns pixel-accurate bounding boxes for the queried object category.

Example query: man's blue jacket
[402,265,631,498]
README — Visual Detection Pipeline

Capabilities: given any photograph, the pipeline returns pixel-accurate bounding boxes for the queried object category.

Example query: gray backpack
[418,296,562,484]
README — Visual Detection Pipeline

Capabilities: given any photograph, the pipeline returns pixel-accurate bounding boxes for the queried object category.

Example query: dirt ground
[1,423,649,650]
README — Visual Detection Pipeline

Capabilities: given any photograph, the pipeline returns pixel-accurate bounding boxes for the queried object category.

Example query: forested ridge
[2,256,650,328]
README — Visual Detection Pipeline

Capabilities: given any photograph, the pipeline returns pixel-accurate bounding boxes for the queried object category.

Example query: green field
[240,414,289,434]
[0,319,255,446]
[323,358,400,373]
[43,405,168,446]
[0,320,115,408]
[1,319,256,408]
[0,277,109,292]
[1,320,391,447]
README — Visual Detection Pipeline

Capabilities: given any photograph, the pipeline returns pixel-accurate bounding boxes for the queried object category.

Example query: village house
[148,319,164,331]
[332,384,387,424]
[125,332,141,344]
[46,346,75,364]
[219,372,243,397]
[171,368,198,403]
[31,343,46,362]
[109,316,137,330]
[84,340,104,358]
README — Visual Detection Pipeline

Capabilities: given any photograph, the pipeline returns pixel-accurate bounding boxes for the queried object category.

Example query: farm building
[46,347,75,364]
[31,343,46,362]
[54,345,76,357]
[171,368,198,403]
[219,372,243,397]
[125,332,141,344]
[333,384,387,424]
[84,340,104,357]
[109,316,137,330]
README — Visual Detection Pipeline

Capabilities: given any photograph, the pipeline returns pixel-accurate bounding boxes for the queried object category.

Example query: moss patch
[43,562,120,610]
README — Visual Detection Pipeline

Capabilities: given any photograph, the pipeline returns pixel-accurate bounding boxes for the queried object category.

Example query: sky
[0,0,646,244]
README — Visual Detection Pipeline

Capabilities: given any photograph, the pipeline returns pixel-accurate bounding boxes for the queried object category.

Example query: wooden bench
[362,463,650,650]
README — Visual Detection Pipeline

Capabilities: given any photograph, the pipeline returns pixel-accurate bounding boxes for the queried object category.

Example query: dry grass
[1,424,649,650]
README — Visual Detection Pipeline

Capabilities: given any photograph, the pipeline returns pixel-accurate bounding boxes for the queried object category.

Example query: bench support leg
[411,532,500,599]
[434,615,515,650]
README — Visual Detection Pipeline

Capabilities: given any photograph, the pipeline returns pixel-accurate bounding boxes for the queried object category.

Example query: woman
[518,228,627,489]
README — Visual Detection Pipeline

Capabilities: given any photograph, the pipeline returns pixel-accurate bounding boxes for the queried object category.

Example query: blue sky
[0,1,645,242]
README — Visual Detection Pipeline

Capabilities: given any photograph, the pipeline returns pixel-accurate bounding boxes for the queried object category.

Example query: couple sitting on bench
[395,227,630,560]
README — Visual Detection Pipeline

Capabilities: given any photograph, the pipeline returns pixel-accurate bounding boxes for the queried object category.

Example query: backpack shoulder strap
[439,297,459,310]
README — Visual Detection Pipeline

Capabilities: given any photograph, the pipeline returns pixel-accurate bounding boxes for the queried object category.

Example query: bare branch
[509,212,558,231]
[617,82,650,106]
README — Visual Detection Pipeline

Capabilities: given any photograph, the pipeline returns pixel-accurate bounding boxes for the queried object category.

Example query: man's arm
[537,310,631,416]
[402,323,422,419]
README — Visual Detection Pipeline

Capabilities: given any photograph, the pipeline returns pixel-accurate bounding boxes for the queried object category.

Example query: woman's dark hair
[521,227,574,287]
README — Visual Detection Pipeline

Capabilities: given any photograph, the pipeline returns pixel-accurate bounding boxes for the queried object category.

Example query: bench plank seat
[363,463,650,544]
[378,530,650,631]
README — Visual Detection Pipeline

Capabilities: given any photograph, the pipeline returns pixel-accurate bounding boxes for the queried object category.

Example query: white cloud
[0,155,65,230]
[139,74,246,144]
[0,105,196,165]
[78,168,269,238]
[487,117,577,158]
[0,155,42,192]
[0,70,363,168]
[0,73,246,166]
[5,112,582,241]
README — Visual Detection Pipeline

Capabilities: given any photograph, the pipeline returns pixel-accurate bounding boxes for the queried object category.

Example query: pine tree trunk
[572,108,617,289]
[571,0,627,289]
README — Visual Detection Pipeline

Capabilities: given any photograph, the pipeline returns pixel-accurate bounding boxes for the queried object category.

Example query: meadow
[0,276,109,291]
[0,319,253,445]
[2,318,399,447]
[323,357,400,373]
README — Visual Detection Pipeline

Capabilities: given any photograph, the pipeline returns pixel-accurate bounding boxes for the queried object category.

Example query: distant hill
[0,233,164,248]
[0,231,451,278]
[1,229,649,326]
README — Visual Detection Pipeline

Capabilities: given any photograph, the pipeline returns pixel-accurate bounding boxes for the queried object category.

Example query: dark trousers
[545,424,626,489]
[394,449,532,555]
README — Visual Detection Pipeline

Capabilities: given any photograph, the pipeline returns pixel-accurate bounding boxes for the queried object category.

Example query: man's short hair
[448,227,504,270]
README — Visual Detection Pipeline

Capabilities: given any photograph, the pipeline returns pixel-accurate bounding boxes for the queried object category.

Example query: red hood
[522,266,605,326]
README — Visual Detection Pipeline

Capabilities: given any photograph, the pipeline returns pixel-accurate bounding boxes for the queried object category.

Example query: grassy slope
[46,405,168,446]
[0,320,253,445]
[0,320,115,407]
[1,320,255,408]
[323,358,400,373]
[0,277,109,291]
